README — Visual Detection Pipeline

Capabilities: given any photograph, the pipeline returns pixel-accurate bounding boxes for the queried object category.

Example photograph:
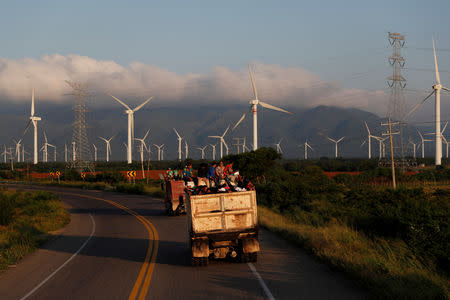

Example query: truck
[164,180,186,215]
[185,190,260,266]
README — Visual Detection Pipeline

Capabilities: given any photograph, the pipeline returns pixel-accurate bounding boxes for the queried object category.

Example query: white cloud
[0,54,387,114]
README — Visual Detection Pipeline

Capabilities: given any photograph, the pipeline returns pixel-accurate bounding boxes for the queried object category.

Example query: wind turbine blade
[442,87,450,92]
[337,137,345,143]
[232,112,247,131]
[442,122,448,134]
[259,101,292,114]
[432,37,441,84]
[222,126,230,137]
[404,90,435,120]
[308,144,314,151]
[31,88,35,116]
[133,96,154,112]
[223,140,229,152]
[417,129,423,139]
[99,137,108,142]
[109,94,131,110]
[364,121,370,134]
[44,132,48,143]
[143,128,150,140]
[208,136,221,138]
[173,128,181,138]
[248,64,258,100]
[131,114,134,140]
[360,140,366,147]
[21,120,33,137]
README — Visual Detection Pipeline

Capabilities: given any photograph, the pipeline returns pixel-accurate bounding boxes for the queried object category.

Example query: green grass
[258,206,449,299]
[0,189,70,271]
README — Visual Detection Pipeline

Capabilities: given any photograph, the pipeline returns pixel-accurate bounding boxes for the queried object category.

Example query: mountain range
[0,102,434,161]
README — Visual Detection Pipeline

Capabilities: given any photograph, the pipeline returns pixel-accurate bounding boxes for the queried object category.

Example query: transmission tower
[387,32,406,121]
[384,32,410,168]
[66,81,94,172]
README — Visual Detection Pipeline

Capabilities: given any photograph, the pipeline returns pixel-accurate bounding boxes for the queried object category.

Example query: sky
[0,0,449,123]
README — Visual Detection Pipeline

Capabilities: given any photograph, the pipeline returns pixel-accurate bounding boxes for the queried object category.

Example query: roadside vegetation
[224,148,449,299]
[0,189,70,271]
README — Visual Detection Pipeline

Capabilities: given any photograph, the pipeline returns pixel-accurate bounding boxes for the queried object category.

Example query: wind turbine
[92,144,98,162]
[408,140,418,159]
[210,144,217,160]
[299,140,314,159]
[135,129,150,179]
[109,94,154,164]
[22,88,41,164]
[40,132,51,163]
[134,129,150,166]
[173,128,183,161]
[274,139,283,154]
[48,144,56,162]
[99,136,113,162]
[154,144,164,161]
[232,64,292,150]
[405,39,449,166]
[196,146,207,159]
[2,145,8,163]
[13,139,22,162]
[363,121,377,159]
[208,126,229,159]
[417,129,432,159]
[326,136,344,158]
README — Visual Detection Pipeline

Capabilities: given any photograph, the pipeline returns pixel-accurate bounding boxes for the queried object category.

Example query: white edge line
[248,262,275,300]
[20,213,96,300]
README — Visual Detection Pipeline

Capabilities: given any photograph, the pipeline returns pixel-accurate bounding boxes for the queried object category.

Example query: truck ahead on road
[164,180,186,215]
[186,190,260,266]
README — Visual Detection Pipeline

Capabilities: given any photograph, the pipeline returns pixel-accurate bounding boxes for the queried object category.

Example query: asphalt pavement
[0,185,368,299]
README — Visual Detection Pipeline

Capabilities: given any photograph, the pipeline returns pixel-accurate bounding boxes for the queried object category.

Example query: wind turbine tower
[93,144,97,162]
[210,144,217,160]
[184,141,189,159]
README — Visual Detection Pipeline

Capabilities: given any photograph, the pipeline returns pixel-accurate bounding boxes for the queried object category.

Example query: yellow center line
[59,192,159,300]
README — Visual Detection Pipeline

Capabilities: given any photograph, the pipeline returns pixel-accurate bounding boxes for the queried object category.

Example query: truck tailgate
[187,191,257,234]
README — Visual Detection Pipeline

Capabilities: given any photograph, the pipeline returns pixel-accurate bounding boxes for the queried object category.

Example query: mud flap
[242,238,260,253]
[192,238,209,257]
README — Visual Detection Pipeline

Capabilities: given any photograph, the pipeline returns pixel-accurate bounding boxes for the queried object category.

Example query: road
[0,185,367,299]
